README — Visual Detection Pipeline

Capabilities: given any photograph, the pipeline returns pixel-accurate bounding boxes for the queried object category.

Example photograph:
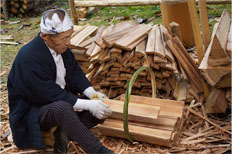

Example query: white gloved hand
[73,99,112,119]
[83,86,108,100]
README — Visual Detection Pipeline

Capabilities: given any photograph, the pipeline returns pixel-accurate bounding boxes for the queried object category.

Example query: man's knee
[50,101,74,116]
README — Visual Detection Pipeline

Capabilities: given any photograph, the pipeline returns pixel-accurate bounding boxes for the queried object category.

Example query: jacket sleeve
[64,50,91,94]
[15,52,78,106]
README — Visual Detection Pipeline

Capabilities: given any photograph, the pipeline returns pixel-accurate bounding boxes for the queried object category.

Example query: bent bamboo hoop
[123,65,157,142]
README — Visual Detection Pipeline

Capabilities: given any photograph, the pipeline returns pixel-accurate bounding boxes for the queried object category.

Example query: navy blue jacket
[7,33,91,148]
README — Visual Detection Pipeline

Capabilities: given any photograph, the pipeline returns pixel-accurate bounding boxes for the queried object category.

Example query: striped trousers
[38,100,103,153]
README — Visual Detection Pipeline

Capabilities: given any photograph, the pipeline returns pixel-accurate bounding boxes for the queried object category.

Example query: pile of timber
[70,22,179,99]
[98,95,185,147]
[199,10,231,113]
[0,0,54,19]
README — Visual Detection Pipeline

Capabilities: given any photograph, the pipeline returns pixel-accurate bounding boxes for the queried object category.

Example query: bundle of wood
[199,10,231,113]
[70,22,180,99]
[0,0,54,19]
[98,95,185,147]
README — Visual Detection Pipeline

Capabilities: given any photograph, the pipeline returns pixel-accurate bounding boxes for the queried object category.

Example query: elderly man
[7,8,114,154]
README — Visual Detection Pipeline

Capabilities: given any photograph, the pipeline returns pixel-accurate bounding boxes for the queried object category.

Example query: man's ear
[40,33,49,41]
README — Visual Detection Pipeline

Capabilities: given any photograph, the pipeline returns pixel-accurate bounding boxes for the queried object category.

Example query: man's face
[41,29,73,54]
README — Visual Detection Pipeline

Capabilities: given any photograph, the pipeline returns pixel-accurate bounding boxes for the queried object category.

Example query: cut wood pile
[0,0,54,19]
[70,22,182,100]
[69,11,231,115]
[199,10,231,113]
[170,99,231,153]
[98,95,185,147]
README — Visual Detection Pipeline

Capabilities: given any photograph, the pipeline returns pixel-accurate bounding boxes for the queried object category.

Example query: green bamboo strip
[123,65,157,142]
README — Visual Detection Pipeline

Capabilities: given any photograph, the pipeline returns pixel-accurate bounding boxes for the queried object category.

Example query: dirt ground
[0,1,231,154]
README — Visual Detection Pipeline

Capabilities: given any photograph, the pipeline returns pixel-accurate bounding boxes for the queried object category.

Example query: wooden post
[188,0,205,64]
[160,0,195,48]
[69,0,78,25]
[2,0,9,19]
[198,0,210,50]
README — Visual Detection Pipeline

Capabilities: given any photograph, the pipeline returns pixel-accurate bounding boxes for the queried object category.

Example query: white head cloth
[40,8,73,34]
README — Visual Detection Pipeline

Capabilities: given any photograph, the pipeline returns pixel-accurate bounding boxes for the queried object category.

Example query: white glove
[83,86,108,100]
[73,99,112,119]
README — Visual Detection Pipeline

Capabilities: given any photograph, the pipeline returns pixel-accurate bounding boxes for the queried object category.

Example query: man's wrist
[73,98,87,111]
[83,86,96,99]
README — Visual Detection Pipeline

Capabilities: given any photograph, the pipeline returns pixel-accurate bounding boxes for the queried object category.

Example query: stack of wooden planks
[199,10,231,113]
[70,22,180,99]
[98,95,185,147]
[70,19,230,114]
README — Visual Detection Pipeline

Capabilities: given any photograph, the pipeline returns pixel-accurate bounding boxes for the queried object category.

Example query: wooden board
[172,36,209,98]
[204,88,228,113]
[166,39,203,93]
[207,10,231,66]
[120,94,184,118]
[98,119,172,147]
[226,88,231,103]
[161,0,195,47]
[215,73,231,88]
[95,25,114,49]
[70,25,98,46]
[174,76,188,101]
[160,24,175,63]
[199,24,231,87]
[154,25,165,58]
[103,99,160,123]
[73,25,85,32]
[115,24,151,49]
[0,35,13,40]
[86,25,105,56]
[198,0,210,50]
[78,37,94,48]
[102,22,137,47]
[188,0,205,63]
[145,25,156,54]
[126,35,147,50]
[226,22,232,57]
[135,39,146,56]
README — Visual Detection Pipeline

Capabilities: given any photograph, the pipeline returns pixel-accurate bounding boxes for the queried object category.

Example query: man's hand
[74,99,112,119]
[83,86,108,100]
